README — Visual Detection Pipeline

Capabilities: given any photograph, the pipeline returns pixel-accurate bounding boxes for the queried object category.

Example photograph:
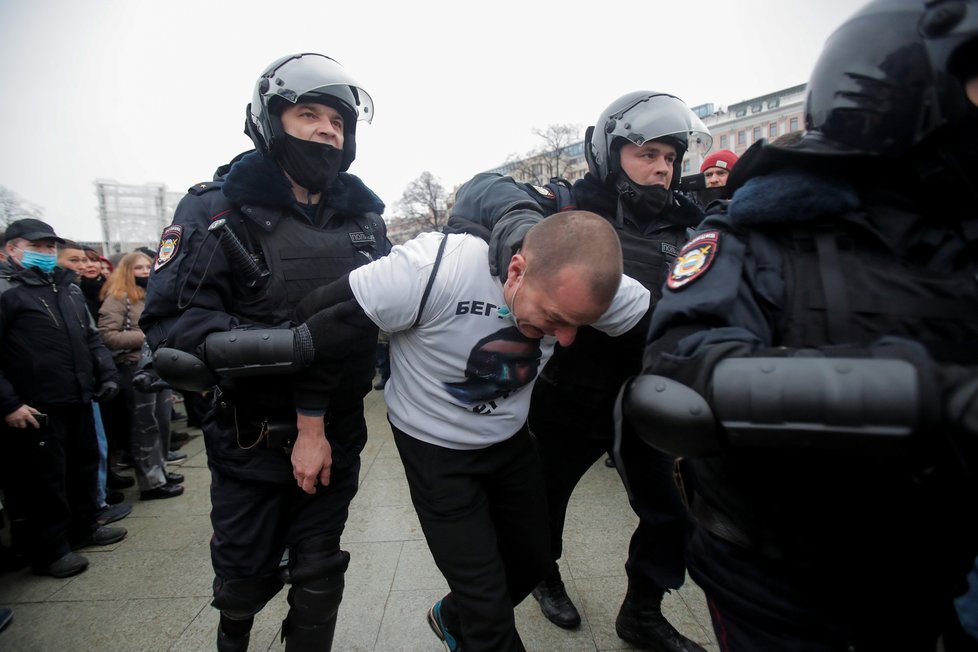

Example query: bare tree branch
[0,185,45,228]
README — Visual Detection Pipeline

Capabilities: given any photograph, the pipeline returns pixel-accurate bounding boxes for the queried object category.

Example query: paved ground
[0,389,718,651]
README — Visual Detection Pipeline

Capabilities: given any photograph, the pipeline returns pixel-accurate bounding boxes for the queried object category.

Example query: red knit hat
[700,149,739,173]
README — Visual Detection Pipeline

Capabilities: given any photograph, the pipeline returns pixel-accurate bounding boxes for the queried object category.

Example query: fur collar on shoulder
[727,168,860,227]
[221,151,385,215]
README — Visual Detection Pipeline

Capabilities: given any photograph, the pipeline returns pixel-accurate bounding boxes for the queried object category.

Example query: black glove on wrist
[133,369,170,393]
[488,211,540,278]
[95,380,120,403]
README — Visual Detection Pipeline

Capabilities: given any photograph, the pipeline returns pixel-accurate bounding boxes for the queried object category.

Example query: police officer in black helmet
[449,92,711,652]
[140,53,390,651]
[631,0,978,648]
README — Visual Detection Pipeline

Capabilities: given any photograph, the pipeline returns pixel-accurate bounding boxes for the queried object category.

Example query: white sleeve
[349,232,442,333]
[590,274,651,336]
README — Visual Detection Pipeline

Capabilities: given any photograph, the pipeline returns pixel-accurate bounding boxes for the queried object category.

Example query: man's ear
[506,252,526,284]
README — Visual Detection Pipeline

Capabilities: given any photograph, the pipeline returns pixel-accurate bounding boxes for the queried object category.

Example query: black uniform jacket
[643,166,978,569]
[140,151,389,478]
[0,263,118,415]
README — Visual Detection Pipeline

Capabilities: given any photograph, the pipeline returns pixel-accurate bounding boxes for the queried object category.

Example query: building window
[531,163,542,177]
[735,107,747,118]
[737,130,746,145]
[751,103,762,114]
[683,160,691,174]
[752,126,762,141]
[769,123,778,138]
[719,134,728,149]
[789,117,800,131]
[767,98,780,109]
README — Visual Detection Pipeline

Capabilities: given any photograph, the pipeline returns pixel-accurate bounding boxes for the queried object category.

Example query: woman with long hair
[98,252,183,500]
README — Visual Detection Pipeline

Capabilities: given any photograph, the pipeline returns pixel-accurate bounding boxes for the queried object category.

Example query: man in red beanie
[700,149,739,187]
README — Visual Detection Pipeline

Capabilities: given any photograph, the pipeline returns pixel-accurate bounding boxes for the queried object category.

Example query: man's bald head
[521,210,623,307]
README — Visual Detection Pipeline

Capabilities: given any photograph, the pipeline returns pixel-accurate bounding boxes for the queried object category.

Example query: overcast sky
[0,0,860,242]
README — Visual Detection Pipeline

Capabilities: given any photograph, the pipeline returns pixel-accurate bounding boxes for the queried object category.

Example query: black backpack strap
[413,234,450,328]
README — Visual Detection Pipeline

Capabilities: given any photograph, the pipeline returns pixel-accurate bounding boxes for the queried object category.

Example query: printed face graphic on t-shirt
[444,326,542,405]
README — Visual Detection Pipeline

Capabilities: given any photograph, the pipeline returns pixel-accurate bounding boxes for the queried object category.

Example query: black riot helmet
[584,91,712,190]
[738,0,978,198]
[245,53,374,171]
[800,0,977,156]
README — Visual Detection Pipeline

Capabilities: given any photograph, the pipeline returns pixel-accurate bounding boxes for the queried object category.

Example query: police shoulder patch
[154,224,183,271]
[667,230,720,290]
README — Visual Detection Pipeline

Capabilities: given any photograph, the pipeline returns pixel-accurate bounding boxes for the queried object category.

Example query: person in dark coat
[140,53,390,652]
[0,218,125,579]
[631,1,978,649]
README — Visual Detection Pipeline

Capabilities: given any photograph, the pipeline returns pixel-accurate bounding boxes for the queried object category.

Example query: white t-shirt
[349,232,650,450]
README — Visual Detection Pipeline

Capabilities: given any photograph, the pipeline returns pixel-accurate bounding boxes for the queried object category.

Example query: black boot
[217,614,252,652]
[217,626,250,652]
[615,582,706,652]
[531,563,581,629]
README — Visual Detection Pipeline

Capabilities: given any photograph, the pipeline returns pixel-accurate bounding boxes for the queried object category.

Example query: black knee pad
[287,570,347,628]
[283,534,350,585]
[211,572,284,619]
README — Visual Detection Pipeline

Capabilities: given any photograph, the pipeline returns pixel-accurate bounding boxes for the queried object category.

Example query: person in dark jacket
[631,0,978,649]
[0,218,125,579]
[140,53,390,652]
[448,91,711,652]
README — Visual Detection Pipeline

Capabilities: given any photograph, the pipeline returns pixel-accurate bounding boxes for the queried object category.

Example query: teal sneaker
[427,600,460,651]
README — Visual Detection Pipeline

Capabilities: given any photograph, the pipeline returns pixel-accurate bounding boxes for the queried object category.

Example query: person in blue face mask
[0,218,125,579]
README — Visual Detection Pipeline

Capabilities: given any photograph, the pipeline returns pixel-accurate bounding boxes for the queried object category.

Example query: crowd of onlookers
[0,219,201,600]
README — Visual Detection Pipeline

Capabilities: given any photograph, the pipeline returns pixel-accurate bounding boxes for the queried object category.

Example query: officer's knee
[211,573,284,620]
[284,536,350,629]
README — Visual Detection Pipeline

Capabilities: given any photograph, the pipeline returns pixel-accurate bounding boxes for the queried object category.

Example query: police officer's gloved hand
[95,380,120,403]
[133,369,171,393]
[488,210,541,278]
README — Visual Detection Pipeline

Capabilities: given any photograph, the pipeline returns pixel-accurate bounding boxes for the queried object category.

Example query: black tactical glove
[95,380,120,403]
[488,210,540,278]
[133,368,170,393]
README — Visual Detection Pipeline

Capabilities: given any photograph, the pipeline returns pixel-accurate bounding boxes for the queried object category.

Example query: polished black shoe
[140,483,184,501]
[171,429,190,442]
[107,469,135,489]
[165,471,184,484]
[36,551,89,578]
[70,525,127,550]
[532,565,581,629]
[616,587,706,652]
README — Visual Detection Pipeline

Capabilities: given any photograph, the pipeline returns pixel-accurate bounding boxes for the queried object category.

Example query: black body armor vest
[231,210,382,325]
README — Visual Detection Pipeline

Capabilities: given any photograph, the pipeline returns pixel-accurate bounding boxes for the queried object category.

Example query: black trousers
[208,457,360,611]
[528,379,688,591]
[392,423,551,652]
[0,403,100,569]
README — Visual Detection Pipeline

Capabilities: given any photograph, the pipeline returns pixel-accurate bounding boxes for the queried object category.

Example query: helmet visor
[607,94,712,156]
[261,54,374,123]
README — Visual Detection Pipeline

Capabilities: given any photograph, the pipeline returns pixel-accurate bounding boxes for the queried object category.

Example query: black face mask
[135,276,149,289]
[617,176,673,216]
[276,133,344,194]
